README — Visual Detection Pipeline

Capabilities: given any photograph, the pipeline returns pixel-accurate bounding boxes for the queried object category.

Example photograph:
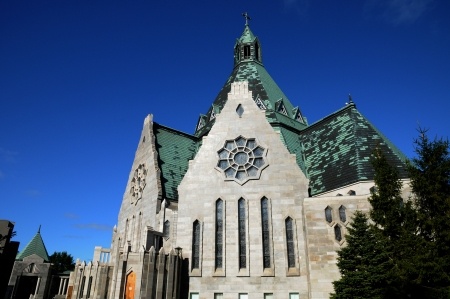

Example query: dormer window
[244,45,251,59]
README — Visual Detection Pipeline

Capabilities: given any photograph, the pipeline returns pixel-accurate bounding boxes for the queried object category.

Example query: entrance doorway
[15,276,38,299]
[125,271,136,299]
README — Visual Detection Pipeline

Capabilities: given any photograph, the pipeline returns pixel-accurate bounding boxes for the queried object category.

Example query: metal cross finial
[242,12,251,26]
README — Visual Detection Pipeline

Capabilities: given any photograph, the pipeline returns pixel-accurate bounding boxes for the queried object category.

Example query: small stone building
[0,220,19,299]
[69,23,409,299]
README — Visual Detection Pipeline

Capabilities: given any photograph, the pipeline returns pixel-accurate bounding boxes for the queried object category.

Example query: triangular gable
[292,107,306,124]
[16,230,49,262]
[196,114,207,131]
[275,99,288,116]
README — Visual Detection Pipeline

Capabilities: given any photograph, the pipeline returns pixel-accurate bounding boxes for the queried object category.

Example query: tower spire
[242,12,251,26]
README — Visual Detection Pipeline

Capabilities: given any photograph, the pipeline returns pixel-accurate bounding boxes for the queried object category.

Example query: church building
[68,21,408,299]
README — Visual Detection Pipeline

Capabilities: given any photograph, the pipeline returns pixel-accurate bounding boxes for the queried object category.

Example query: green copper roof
[195,61,306,136]
[16,229,49,262]
[238,25,256,43]
[298,103,408,195]
[153,123,199,201]
[195,25,306,137]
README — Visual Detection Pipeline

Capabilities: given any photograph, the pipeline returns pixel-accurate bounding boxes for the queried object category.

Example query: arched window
[238,198,246,269]
[334,224,342,242]
[163,220,170,240]
[192,220,200,269]
[339,206,346,222]
[255,42,260,61]
[325,206,333,223]
[261,197,271,268]
[215,199,224,269]
[244,45,251,59]
[285,217,296,268]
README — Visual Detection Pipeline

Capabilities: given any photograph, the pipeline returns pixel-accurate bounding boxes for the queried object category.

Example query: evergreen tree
[368,148,419,297]
[407,129,450,293]
[331,211,391,299]
[49,251,75,274]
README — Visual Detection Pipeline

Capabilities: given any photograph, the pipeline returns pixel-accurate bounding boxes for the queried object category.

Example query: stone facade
[68,24,409,299]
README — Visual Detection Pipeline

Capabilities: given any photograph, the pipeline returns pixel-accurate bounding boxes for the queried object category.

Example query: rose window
[216,136,268,184]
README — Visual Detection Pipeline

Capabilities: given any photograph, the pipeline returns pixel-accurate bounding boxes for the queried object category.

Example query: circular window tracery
[216,136,268,184]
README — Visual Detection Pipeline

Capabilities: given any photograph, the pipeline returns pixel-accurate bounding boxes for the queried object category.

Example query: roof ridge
[301,103,355,132]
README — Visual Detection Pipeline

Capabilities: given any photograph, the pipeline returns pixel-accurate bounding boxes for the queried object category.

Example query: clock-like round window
[216,136,268,184]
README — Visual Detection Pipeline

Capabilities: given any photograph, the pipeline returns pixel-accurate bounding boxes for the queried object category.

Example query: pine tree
[407,129,450,293]
[368,148,419,297]
[331,211,392,299]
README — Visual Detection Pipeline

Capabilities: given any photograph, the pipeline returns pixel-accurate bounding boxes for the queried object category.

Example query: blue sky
[1,0,449,262]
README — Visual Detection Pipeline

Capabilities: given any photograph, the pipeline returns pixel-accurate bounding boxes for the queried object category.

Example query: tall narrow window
[325,206,333,223]
[79,276,86,298]
[86,276,93,298]
[285,217,296,268]
[244,45,251,59]
[192,221,200,269]
[261,197,271,268]
[334,224,342,241]
[238,198,246,269]
[137,212,142,248]
[163,220,170,240]
[339,205,346,222]
[215,199,224,269]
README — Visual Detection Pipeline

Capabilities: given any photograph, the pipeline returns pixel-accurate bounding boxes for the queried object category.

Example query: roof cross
[242,12,251,26]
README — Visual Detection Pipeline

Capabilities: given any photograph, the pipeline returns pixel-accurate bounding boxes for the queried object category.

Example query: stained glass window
[261,197,271,268]
[192,221,200,269]
[325,206,333,223]
[216,136,268,184]
[238,198,246,269]
[339,206,346,223]
[286,217,295,268]
[334,224,342,242]
[215,199,223,269]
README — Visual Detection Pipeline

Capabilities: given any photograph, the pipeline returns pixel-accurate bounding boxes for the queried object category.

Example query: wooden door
[125,271,136,299]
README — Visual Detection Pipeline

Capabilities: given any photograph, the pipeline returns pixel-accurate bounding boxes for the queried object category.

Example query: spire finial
[38,225,41,233]
[348,94,353,103]
[242,12,251,26]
